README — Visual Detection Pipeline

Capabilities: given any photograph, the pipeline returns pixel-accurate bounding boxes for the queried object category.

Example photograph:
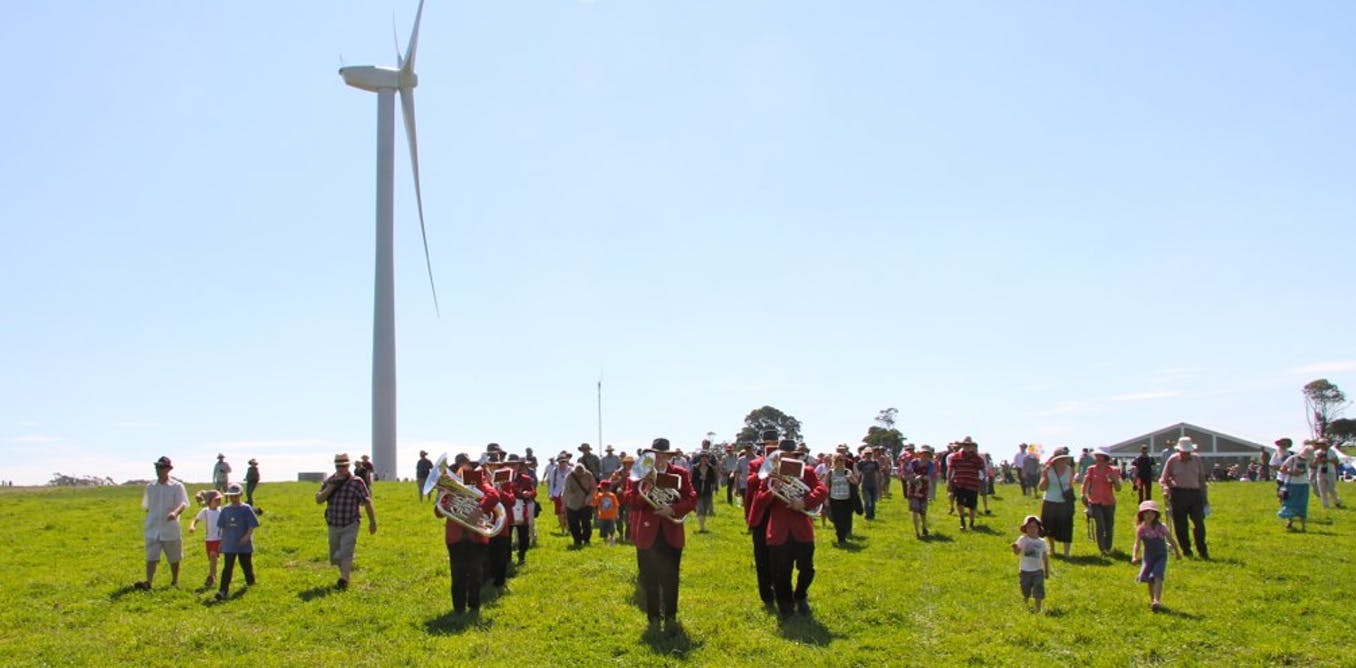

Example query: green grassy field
[1,479,1352,666]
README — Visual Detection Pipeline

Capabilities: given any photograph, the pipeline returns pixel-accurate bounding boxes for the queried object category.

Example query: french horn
[629,453,686,524]
[423,454,507,538]
[757,450,817,517]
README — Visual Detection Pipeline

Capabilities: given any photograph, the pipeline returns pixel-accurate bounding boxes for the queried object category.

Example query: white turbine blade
[402,0,425,72]
[400,86,440,316]
[393,16,403,68]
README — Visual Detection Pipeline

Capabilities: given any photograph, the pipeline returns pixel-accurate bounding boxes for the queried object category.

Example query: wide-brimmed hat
[1137,500,1161,521]
[217,453,225,459]
[604,445,614,452]
[419,450,429,457]
[1274,438,1292,448]
[919,445,935,454]
[1046,447,1073,465]
[836,444,850,453]
[1019,515,1043,532]
[1175,437,1197,453]
[903,443,916,451]
[154,456,174,469]
[777,439,798,453]
[334,453,351,465]
[506,453,523,464]
[247,458,258,465]
[759,429,779,444]
[1092,447,1113,460]
[579,443,592,452]
[646,438,672,454]
[225,483,244,497]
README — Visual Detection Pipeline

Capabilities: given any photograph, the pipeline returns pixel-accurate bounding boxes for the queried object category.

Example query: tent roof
[1103,422,1270,458]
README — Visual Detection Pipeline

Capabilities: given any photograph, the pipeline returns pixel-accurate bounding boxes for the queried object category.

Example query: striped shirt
[947,452,984,491]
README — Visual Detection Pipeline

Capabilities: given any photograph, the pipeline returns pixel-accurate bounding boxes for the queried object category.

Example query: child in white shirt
[189,490,223,588]
[1011,515,1051,613]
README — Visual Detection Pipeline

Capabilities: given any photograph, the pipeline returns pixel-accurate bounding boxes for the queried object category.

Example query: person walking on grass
[244,459,260,507]
[1131,500,1181,612]
[189,490,223,589]
[135,456,189,590]
[315,453,377,590]
[593,479,621,545]
[1312,439,1345,509]
[692,452,719,533]
[1080,447,1122,555]
[547,453,571,536]
[1131,444,1156,503]
[825,453,859,546]
[212,454,231,493]
[415,450,433,501]
[856,448,881,520]
[751,439,828,621]
[1277,445,1312,532]
[1012,515,1050,613]
[1159,437,1210,560]
[564,458,597,547]
[907,448,933,538]
[947,437,985,531]
[1038,447,1076,559]
[214,483,258,601]
[1270,438,1294,506]
[625,437,696,634]
[441,457,498,616]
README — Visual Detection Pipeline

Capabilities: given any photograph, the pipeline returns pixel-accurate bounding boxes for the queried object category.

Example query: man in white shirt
[212,453,231,492]
[547,454,572,535]
[1270,438,1293,506]
[135,456,189,590]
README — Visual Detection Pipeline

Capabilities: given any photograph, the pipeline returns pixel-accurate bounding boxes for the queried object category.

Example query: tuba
[423,454,507,538]
[628,453,685,524]
[758,450,817,517]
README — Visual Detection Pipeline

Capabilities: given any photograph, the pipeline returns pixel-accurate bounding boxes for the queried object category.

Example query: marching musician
[438,455,500,616]
[744,429,781,607]
[504,453,537,565]
[750,438,828,620]
[624,437,696,634]
[484,451,515,592]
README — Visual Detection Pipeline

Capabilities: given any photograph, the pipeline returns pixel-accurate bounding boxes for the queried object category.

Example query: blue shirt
[218,504,259,553]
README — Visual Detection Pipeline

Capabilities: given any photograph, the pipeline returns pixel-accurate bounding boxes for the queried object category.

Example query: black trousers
[1169,488,1208,558]
[637,533,682,621]
[727,477,736,504]
[1136,478,1153,503]
[488,534,512,586]
[219,552,255,593]
[769,539,815,616]
[829,498,854,543]
[567,507,593,545]
[512,523,530,562]
[750,515,774,604]
[446,540,487,612]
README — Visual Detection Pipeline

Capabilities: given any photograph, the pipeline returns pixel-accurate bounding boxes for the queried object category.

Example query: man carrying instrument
[439,455,499,616]
[504,453,537,565]
[483,451,515,591]
[624,437,696,634]
[750,438,828,620]
[744,429,781,607]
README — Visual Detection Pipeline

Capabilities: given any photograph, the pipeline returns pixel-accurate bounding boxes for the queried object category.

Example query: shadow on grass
[1064,554,1111,566]
[919,532,953,543]
[835,541,868,552]
[425,610,491,635]
[969,525,1000,536]
[201,588,248,607]
[777,615,836,646]
[1155,606,1203,620]
[1043,608,1067,618]
[298,585,337,602]
[109,584,145,600]
[640,620,703,658]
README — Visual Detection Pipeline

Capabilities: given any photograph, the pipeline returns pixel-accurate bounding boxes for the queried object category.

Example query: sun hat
[1019,515,1043,532]
[154,456,174,469]
[1046,446,1073,465]
[579,443,593,452]
[646,438,673,454]
[1175,437,1197,453]
[247,458,258,465]
[1093,447,1114,460]
[1274,437,1292,448]
[920,445,935,454]
[225,483,244,497]
[334,453,351,465]
[1137,500,1161,521]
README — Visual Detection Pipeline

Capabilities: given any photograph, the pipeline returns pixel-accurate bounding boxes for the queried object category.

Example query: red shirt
[623,465,697,550]
[441,480,501,545]
[749,465,828,546]
[947,451,984,491]
[1080,464,1121,506]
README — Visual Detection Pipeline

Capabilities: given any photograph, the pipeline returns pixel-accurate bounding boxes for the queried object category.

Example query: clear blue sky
[3,1,1354,485]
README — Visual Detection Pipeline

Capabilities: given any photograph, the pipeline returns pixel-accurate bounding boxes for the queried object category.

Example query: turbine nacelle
[340,65,417,93]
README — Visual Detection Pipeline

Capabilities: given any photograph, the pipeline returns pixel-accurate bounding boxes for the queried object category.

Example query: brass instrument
[423,454,507,538]
[757,451,817,517]
[628,453,686,524]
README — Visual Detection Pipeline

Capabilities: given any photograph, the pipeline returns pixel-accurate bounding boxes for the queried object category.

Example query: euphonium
[423,454,507,538]
[628,453,685,524]
[757,451,816,517]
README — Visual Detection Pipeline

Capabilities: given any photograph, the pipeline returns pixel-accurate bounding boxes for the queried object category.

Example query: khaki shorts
[145,538,183,563]
[328,522,360,565]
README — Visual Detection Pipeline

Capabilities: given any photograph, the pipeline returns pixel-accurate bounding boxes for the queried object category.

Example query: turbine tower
[339,0,438,484]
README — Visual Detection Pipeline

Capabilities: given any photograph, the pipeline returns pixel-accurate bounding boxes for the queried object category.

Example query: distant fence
[297,472,326,483]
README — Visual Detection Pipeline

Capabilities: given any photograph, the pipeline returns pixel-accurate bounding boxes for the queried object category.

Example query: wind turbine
[339,0,438,483]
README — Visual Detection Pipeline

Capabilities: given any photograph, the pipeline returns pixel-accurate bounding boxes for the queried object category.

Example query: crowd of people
[131,432,1350,621]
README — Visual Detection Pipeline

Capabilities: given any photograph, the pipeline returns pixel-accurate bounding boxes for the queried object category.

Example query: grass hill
[1,479,1352,666]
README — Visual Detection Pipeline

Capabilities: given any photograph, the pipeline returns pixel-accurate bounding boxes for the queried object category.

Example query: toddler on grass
[1012,515,1050,613]
[189,490,222,588]
[1131,500,1180,612]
